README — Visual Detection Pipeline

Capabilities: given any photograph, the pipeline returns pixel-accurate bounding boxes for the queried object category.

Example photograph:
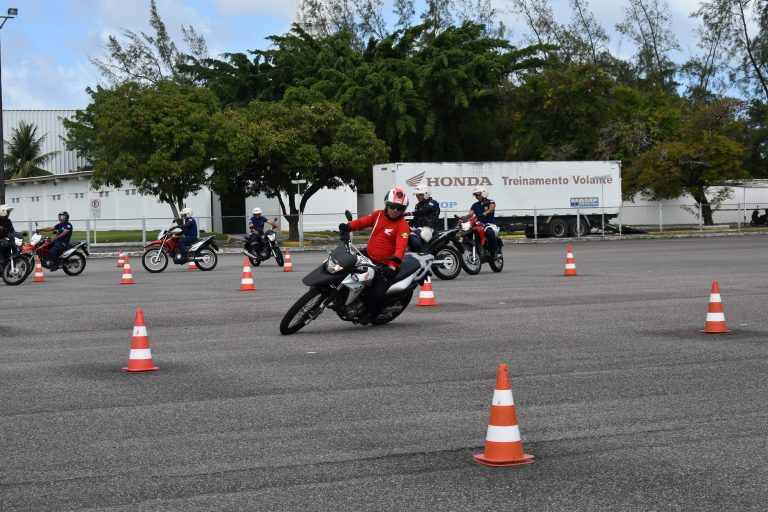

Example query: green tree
[622,99,748,224]
[210,100,387,240]
[64,81,219,217]
[3,121,57,179]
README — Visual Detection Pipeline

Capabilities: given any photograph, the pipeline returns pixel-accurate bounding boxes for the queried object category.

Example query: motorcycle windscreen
[302,265,348,287]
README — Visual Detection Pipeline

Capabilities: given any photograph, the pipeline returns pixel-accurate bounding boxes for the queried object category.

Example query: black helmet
[58,211,70,219]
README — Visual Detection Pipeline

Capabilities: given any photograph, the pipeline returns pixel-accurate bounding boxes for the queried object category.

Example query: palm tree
[4,121,58,179]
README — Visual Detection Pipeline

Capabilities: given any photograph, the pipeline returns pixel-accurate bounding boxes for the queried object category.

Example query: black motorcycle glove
[387,255,402,265]
[338,223,350,233]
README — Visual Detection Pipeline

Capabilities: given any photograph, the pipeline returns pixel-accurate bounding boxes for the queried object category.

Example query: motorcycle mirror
[344,210,353,221]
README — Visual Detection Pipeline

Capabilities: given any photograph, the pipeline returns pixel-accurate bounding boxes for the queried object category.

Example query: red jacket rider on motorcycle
[339,187,410,323]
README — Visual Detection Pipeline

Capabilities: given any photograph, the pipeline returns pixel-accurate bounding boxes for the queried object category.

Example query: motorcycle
[21,229,89,277]
[243,220,284,267]
[280,211,434,335]
[409,226,462,280]
[0,232,31,285]
[456,213,504,274]
[750,208,768,226]
[141,225,219,273]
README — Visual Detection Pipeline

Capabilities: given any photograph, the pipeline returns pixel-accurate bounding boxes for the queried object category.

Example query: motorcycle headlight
[14,236,23,247]
[267,233,276,241]
[157,230,166,239]
[461,221,471,232]
[325,257,344,274]
[30,233,42,245]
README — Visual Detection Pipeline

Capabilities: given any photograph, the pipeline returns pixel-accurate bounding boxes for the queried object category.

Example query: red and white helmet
[384,187,409,210]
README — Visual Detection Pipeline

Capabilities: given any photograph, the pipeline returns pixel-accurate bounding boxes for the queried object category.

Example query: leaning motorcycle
[141,225,219,272]
[280,211,434,335]
[456,213,504,274]
[21,230,89,277]
[410,226,462,280]
[243,220,284,267]
[1,232,31,285]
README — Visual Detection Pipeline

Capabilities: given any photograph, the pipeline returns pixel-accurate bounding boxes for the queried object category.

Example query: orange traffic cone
[417,276,438,306]
[188,259,197,270]
[702,280,732,334]
[240,257,255,291]
[283,250,294,272]
[117,251,125,267]
[120,256,134,284]
[473,363,535,467]
[122,308,159,372]
[34,257,45,282]
[564,246,577,276]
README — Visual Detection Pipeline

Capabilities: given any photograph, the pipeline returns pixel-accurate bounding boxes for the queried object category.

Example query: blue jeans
[48,240,65,265]
[178,236,196,256]
[484,226,498,253]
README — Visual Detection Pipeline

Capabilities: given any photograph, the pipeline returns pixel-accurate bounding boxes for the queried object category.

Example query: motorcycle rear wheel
[488,250,504,273]
[280,288,328,335]
[371,291,414,325]
[142,248,168,273]
[194,248,217,271]
[63,252,86,276]
[2,258,31,285]
[431,246,461,280]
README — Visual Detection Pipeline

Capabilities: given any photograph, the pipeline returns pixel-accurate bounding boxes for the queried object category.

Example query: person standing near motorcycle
[407,185,441,252]
[39,211,73,270]
[467,186,499,255]
[176,207,197,261]
[246,207,278,255]
[339,187,410,323]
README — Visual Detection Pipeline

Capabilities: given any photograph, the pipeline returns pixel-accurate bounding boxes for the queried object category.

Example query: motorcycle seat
[393,254,421,281]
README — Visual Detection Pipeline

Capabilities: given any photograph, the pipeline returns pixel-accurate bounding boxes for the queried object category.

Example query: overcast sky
[1,0,703,110]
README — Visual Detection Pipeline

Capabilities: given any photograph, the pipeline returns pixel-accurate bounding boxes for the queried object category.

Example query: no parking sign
[90,199,101,218]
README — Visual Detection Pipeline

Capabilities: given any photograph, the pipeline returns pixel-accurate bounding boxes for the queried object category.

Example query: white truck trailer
[372,161,622,237]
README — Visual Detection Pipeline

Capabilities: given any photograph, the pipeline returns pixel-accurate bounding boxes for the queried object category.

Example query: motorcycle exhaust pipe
[241,249,258,260]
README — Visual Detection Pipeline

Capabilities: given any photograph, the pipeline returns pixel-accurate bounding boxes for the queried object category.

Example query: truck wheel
[567,219,589,237]
[548,218,568,238]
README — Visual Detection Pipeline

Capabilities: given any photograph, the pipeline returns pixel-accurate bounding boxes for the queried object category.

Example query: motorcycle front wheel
[142,248,168,273]
[460,243,482,275]
[273,245,284,267]
[431,246,461,280]
[194,248,217,271]
[280,288,328,335]
[63,252,86,276]
[22,253,36,278]
[2,258,31,286]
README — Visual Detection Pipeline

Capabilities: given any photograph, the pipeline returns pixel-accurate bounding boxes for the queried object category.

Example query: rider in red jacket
[339,187,410,323]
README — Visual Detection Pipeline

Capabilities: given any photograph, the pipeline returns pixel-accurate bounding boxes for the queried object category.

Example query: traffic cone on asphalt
[283,250,294,272]
[240,257,255,291]
[702,280,732,334]
[117,251,125,267]
[34,258,45,283]
[417,276,438,306]
[564,246,577,276]
[187,259,197,270]
[122,308,159,372]
[473,363,535,467]
[120,256,134,285]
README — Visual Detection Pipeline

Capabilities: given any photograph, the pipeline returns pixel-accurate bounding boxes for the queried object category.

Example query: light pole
[0,7,18,205]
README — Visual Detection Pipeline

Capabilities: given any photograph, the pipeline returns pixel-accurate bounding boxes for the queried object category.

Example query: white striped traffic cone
[283,250,294,272]
[120,256,134,284]
[117,252,125,267]
[240,257,255,291]
[702,280,732,334]
[34,257,45,283]
[564,246,577,276]
[122,308,159,372]
[417,276,437,306]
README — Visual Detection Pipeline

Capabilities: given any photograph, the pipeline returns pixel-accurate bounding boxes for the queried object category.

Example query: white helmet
[413,185,431,199]
[0,204,12,217]
[252,207,262,215]
[180,207,193,217]
[472,185,487,198]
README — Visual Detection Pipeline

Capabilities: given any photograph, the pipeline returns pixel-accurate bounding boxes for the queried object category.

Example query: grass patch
[64,230,229,243]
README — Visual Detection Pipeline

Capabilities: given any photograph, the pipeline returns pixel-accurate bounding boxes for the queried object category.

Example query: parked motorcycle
[21,230,89,277]
[410,226,462,280]
[141,225,219,273]
[456,213,504,274]
[243,220,284,267]
[1,232,31,285]
[280,211,434,335]
[750,207,768,226]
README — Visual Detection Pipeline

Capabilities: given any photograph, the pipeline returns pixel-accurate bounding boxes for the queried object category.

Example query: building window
[132,189,137,195]
[125,190,130,196]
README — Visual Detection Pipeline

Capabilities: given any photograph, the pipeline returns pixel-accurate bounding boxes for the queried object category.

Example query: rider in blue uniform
[245,207,278,255]
[39,211,74,270]
[177,207,198,261]
[468,186,499,255]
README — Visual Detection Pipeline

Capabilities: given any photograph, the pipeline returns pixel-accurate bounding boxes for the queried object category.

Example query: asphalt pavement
[1,237,767,511]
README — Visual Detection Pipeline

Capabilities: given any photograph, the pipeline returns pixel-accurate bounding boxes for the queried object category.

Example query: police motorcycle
[456,213,504,274]
[280,211,434,335]
[750,207,768,226]
[0,231,31,285]
[141,224,219,272]
[243,218,284,267]
[21,225,90,277]
[409,226,462,280]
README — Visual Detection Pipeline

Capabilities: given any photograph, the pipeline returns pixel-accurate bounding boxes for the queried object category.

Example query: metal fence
[15,201,767,247]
